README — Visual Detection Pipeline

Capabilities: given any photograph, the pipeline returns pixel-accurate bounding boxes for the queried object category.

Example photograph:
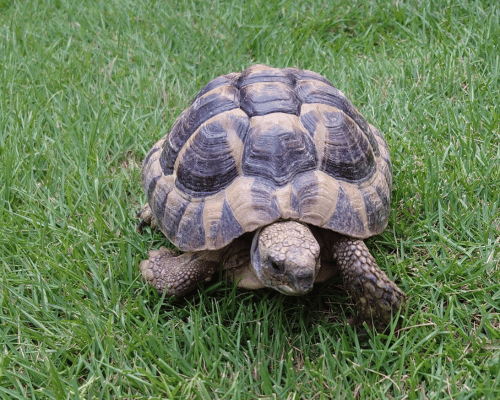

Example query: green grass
[1,0,499,398]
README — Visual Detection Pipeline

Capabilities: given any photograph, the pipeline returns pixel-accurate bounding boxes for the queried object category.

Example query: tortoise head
[250,221,321,295]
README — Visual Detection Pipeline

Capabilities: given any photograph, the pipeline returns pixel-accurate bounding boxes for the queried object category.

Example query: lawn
[0,0,499,398]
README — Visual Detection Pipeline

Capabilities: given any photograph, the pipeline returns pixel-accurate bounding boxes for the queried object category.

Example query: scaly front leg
[140,247,223,297]
[332,237,406,331]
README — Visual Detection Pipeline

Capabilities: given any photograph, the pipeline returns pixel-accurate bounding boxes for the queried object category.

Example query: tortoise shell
[142,65,392,251]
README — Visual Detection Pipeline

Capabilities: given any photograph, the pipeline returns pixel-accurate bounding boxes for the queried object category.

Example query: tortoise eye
[269,260,285,274]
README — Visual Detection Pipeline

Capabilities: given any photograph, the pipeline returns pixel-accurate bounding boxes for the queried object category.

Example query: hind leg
[136,203,158,233]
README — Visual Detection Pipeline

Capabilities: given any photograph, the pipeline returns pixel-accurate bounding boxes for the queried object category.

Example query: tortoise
[137,64,406,330]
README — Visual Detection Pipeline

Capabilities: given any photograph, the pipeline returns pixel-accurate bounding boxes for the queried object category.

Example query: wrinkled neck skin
[250,220,321,295]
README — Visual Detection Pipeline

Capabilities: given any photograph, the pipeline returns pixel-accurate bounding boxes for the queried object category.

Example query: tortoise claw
[136,203,157,233]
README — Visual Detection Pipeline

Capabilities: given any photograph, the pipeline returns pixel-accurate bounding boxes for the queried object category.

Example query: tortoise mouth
[275,265,316,295]
[275,283,313,296]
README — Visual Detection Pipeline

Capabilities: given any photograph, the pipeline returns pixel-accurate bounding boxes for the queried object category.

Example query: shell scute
[296,80,380,157]
[319,107,376,182]
[236,64,296,88]
[241,114,317,186]
[195,73,238,99]
[240,82,300,117]
[174,114,244,197]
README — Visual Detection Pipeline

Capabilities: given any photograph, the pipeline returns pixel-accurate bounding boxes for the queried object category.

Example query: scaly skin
[139,247,223,296]
[330,236,406,331]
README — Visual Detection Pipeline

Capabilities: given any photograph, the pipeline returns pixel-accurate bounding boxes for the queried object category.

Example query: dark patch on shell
[159,119,187,176]
[291,171,319,217]
[159,192,190,240]
[296,80,380,157]
[209,199,244,248]
[325,185,365,236]
[299,108,319,138]
[375,185,390,211]
[160,86,241,176]
[195,74,238,99]
[175,120,240,197]
[320,109,376,182]
[183,86,240,135]
[250,180,281,221]
[242,117,317,186]
[240,83,301,117]
[361,187,388,233]
[147,175,161,204]
[176,201,206,250]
